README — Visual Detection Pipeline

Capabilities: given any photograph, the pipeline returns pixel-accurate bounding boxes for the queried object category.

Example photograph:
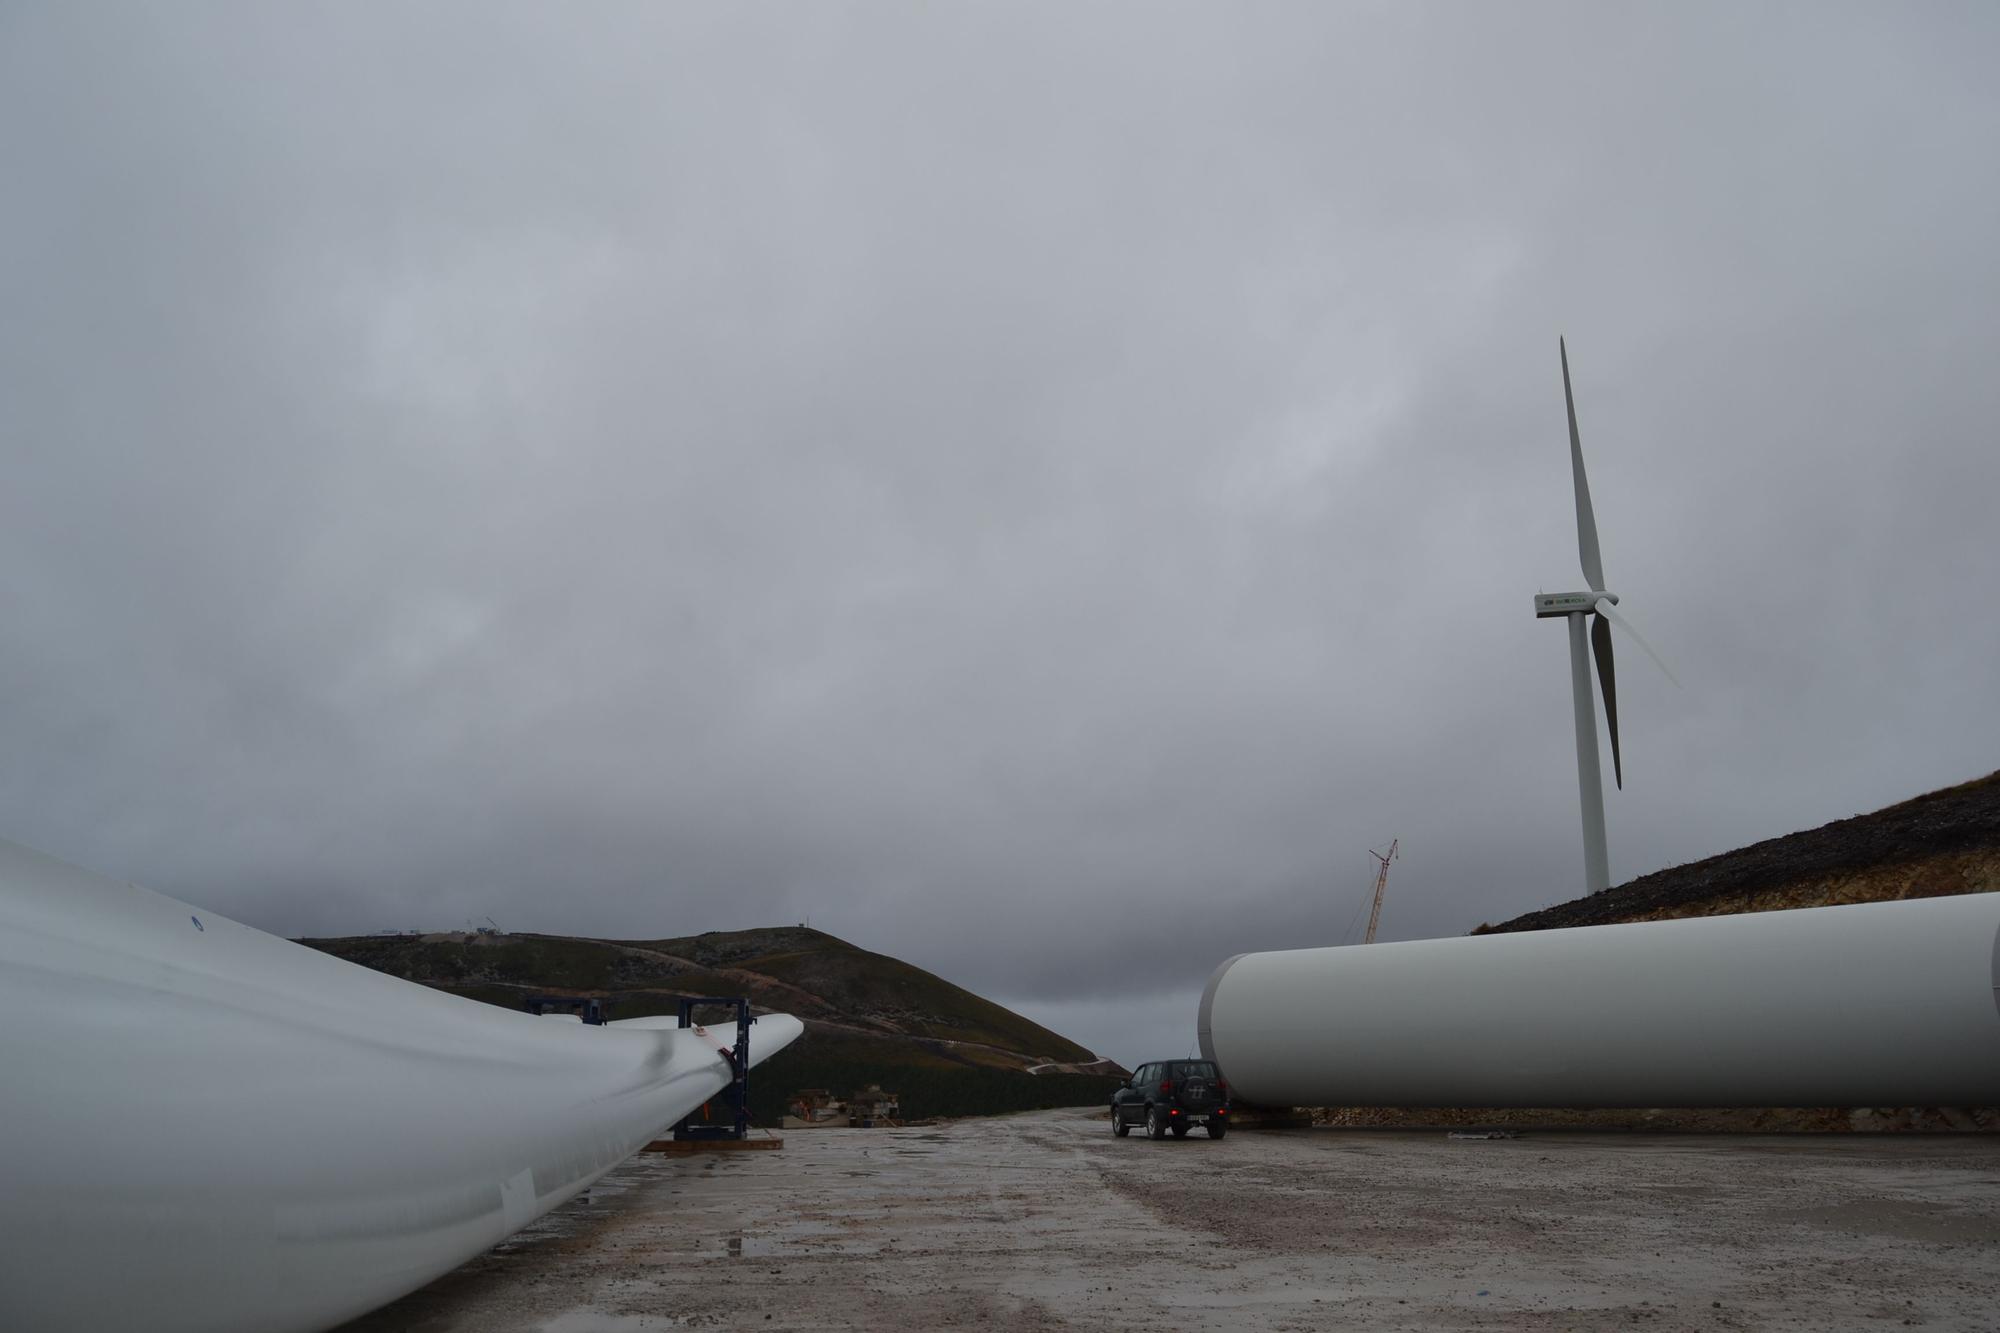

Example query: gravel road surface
[339,1107,2000,1331]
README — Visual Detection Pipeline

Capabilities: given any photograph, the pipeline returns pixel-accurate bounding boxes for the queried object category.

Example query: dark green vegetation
[742,1030,1123,1125]
[300,925,1125,1122]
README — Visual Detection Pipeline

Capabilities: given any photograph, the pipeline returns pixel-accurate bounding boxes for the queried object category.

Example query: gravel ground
[338,1107,2000,1332]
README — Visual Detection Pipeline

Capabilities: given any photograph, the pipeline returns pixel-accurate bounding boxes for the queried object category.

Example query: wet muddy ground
[339,1107,2000,1331]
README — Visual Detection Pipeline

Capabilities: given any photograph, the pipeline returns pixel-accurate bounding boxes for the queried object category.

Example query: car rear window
[1171,1061,1218,1078]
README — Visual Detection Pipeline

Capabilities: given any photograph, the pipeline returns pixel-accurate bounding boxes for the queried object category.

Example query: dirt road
[340,1107,2000,1331]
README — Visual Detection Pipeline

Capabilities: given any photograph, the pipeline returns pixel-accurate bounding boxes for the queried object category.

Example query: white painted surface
[1566,608,1610,893]
[1199,895,2000,1108]
[0,837,802,1333]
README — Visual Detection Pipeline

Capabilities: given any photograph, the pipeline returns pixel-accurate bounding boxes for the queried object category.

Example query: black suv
[1111,1060,1230,1139]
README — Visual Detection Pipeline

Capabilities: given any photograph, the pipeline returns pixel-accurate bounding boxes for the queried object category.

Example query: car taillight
[1158,1080,1172,1093]
[1217,1078,1228,1094]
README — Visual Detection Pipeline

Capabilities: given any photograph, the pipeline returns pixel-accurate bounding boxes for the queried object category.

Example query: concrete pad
[337,1107,2000,1331]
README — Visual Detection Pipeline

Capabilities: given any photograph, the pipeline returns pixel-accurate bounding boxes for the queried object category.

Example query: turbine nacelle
[1534,590,1618,619]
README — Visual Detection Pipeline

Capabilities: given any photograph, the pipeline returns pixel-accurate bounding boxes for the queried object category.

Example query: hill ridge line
[1482,768,2000,934]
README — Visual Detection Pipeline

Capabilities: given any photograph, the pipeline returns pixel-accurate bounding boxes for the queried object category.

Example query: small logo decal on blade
[190,915,204,932]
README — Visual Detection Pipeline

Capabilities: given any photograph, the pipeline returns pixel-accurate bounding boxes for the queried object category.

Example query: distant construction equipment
[848,1085,900,1127]
[1363,839,1399,945]
[784,1085,902,1128]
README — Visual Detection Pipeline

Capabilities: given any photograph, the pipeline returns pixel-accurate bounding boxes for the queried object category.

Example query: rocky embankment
[1480,769,2000,934]
[1314,1106,2000,1133]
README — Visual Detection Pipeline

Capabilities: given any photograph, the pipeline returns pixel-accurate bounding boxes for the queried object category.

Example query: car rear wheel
[1146,1106,1166,1139]
[1206,1119,1228,1139]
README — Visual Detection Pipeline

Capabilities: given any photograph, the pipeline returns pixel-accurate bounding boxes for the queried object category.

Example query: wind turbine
[1534,338,1677,895]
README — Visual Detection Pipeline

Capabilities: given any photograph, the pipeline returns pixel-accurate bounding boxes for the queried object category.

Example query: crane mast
[1363,839,1399,945]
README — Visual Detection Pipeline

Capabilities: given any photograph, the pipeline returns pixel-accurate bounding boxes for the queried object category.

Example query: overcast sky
[3,3,1995,1067]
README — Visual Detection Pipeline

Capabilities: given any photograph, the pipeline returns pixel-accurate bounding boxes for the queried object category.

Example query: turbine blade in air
[1562,337,1605,593]
[1591,611,1622,790]
[1594,598,1681,689]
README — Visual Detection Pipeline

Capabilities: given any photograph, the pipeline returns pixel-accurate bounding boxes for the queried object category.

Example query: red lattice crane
[1363,839,1399,945]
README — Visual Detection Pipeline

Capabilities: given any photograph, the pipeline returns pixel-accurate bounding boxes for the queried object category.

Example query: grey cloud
[2,3,1996,1058]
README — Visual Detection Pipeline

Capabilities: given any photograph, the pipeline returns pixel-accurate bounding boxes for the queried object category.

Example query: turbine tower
[1535,339,1676,894]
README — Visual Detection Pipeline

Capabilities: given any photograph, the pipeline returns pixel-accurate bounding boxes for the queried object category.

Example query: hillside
[300,925,1124,1123]
[1480,768,2000,934]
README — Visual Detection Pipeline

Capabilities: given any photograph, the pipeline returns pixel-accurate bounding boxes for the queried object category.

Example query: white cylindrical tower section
[1198,895,2000,1108]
